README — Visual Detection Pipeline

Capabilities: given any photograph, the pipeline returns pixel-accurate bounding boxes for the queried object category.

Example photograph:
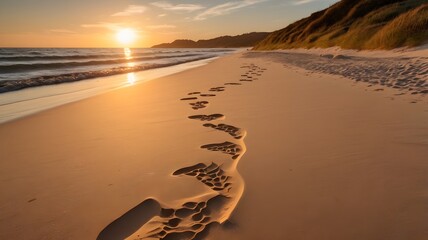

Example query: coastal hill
[254,0,428,50]
[152,32,270,48]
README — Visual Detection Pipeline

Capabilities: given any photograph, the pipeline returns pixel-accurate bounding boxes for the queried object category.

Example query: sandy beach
[1,49,428,240]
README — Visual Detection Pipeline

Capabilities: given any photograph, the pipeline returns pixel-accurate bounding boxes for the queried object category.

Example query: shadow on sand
[97,199,160,240]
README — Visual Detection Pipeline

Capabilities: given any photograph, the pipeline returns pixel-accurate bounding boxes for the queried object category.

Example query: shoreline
[0,56,220,124]
[1,50,427,239]
[2,44,427,125]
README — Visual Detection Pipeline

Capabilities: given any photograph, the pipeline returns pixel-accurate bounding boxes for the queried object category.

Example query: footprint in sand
[203,123,244,139]
[224,82,242,86]
[201,142,242,160]
[186,92,217,98]
[116,161,237,240]
[188,114,224,121]
[200,93,216,97]
[209,87,226,92]
[173,162,232,192]
[98,161,239,240]
[190,101,209,110]
[96,199,161,240]
[181,97,198,101]
[128,194,231,240]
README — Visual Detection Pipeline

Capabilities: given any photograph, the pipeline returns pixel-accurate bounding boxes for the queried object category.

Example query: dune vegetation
[254,0,428,50]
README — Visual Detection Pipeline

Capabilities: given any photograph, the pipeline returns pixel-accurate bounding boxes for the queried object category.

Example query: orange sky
[0,0,337,48]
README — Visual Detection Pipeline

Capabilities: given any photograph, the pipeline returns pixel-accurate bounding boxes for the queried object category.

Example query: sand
[0,49,427,240]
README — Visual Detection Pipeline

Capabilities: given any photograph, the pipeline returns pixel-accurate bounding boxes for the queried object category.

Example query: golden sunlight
[124,47,132,59]
[116,28,136,45]
[126,72,136,85]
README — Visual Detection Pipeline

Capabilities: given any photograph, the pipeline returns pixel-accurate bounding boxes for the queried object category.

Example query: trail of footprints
[100,63,266,240]
[246,52,427,102]
[144,63,265,239]
[239,66,265,82]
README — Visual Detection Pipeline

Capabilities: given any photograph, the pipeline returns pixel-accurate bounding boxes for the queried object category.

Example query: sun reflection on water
[127,72,136,85]
[124,48,132,60]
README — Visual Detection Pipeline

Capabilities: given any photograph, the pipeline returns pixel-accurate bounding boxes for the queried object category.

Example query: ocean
[0,48,234,93]
[0,48,237,123]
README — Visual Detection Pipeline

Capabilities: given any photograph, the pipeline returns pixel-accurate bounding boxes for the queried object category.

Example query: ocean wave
[0,54,201,73]
[28,51,44,55]
[0,49,233,61]
[0,55,215,93]
[0,52,162,61]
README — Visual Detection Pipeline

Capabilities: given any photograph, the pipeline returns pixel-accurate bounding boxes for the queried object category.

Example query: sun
[116,28,136,45]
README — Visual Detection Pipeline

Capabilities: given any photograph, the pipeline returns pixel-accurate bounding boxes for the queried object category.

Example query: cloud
[81,22,123,30]
[81,22,145,34]
[49,29,77,34]
[158,13,167,17]
[292,0,317,5]
[194,0,266,20]
[147,24,176,29]
[158,31,182,35]
[112,5,146,17]
[151,1,204,12]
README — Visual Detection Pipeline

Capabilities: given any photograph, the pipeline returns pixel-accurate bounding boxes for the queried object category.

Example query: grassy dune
[254,0,428,50]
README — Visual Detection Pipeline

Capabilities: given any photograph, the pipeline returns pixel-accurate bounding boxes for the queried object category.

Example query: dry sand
[0,50,427,240]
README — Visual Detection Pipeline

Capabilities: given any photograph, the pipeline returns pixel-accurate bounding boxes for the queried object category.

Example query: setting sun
[116,28,136,45]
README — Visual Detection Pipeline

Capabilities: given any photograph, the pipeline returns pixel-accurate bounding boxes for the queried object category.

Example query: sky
[0,0,338,48]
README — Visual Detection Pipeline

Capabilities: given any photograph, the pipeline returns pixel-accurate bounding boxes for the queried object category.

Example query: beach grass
[254,0,428,50]
[367,3,428,48]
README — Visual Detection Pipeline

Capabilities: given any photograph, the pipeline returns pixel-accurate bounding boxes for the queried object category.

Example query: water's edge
[0,57,218,124]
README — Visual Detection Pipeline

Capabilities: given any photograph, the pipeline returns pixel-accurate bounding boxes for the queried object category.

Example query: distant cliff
[152,32,270,48]
[254,0,428,50]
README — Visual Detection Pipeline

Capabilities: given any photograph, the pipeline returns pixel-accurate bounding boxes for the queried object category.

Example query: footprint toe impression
[188,114,224,121]
[201,142,242,160]
[203,123,244,139]
[189,101,209,110]
[173,162,232,193]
